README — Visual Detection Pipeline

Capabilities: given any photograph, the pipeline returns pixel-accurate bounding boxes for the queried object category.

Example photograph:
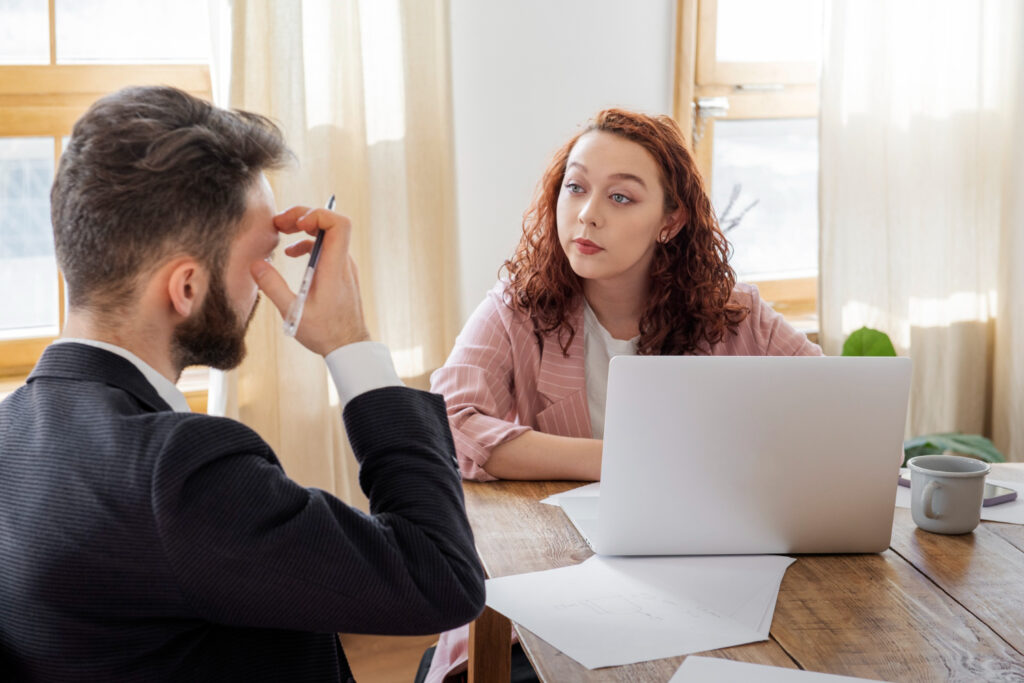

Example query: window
[675,0,822,334]
[0,0,212,406]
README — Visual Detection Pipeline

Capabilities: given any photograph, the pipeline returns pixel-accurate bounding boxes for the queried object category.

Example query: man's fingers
[285,239,315,258]
[292,209,352,252]
[250,260,294,316]
[272,205,312,234]
[275,206,354,256]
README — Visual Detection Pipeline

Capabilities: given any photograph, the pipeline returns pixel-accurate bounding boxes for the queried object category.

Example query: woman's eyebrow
[566,161,647,189]
[608,173,646,189]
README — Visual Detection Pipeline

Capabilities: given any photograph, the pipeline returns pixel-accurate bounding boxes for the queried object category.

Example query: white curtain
[819,0,1024,460]
[206,0,460,506]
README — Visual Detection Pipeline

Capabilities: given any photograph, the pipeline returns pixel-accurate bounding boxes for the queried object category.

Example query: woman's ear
[166,259,208,319]
[660,208,687,243]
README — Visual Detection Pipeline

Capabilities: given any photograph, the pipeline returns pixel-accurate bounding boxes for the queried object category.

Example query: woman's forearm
[483,430,602,481]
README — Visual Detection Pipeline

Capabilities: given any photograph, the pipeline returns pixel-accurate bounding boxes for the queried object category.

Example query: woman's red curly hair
[501,108,749,356]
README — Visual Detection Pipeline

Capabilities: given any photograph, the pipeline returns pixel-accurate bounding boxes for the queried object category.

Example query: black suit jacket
[0,343,485,681]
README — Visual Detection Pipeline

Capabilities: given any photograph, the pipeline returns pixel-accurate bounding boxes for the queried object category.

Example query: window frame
[695,0,821,86]
[675,0,821,337]
[0,2,212,407]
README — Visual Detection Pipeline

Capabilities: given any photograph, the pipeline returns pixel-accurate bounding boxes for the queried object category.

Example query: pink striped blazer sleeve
[430,282,591,481]
[431,284,538,481]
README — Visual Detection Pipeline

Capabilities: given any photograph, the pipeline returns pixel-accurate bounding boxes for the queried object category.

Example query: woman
[423,109,820,681]
[431,108,821,487]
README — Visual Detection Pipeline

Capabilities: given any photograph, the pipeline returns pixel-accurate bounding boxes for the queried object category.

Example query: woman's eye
[566,182,584,194]
[610,193,631,204]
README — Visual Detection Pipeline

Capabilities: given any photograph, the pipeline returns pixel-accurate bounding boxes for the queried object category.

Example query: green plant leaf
[902,432,1005,466]
[841,327,897,357]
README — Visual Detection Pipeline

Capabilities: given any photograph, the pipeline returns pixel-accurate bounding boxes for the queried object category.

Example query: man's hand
[251,205,371,356]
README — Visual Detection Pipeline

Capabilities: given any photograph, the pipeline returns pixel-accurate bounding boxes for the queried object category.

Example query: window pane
[716,0,822,63]
[55,0,210,64]
[0,137,59,338]
[711,118,818,281]
[0,0,49,64]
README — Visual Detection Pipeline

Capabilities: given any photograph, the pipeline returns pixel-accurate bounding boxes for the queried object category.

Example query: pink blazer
[430,280,823,482]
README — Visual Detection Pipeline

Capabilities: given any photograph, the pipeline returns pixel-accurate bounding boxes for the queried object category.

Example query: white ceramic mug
[908,454,990,534]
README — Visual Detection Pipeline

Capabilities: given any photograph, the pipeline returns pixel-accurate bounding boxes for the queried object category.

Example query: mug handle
[923,480,942,519]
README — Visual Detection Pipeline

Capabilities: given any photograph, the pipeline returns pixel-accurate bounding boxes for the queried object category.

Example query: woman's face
[556,130,679,288]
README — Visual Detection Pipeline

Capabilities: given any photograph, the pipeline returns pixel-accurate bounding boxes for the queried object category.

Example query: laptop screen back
[596,356,912,555]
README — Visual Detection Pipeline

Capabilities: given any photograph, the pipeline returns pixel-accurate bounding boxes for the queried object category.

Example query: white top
[55,338,402,413]
[582,301,638,439]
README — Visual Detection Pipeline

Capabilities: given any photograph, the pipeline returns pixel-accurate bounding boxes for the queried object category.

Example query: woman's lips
[573,238,603,255]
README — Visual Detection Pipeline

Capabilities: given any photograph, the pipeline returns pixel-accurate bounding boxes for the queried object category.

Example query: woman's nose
[578,198,600,227]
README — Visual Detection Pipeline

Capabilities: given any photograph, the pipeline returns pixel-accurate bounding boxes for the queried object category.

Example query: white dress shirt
[55,338,403,413]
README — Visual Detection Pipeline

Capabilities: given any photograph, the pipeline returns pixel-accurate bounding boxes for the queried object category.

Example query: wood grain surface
[463,467,1024,682]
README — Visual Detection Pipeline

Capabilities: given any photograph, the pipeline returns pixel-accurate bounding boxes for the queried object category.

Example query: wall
[449,0,677,323]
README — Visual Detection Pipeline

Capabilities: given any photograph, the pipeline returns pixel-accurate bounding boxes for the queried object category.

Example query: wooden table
[464,464,1024,682]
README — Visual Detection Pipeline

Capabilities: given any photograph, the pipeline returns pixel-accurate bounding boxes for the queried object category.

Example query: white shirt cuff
[325,341,404,410]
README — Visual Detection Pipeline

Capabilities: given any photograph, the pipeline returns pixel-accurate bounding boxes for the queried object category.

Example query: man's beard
[171,276,258,372]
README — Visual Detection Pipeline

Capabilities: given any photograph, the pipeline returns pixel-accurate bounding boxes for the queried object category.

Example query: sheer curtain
[207,0,459,506]
[819,0,1024,460]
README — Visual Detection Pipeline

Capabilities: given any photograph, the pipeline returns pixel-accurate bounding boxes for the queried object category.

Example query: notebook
[576,355,912,556]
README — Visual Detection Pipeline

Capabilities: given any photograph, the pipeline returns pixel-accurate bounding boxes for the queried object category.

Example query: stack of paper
[485,553,795,670]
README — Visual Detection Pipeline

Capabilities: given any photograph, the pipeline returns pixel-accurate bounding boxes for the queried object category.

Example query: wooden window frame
[695,0,821,85]
[675,0,820,337]
[0,2,212,408]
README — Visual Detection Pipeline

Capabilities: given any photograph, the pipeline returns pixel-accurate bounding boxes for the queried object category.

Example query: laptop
[566,356,912,556]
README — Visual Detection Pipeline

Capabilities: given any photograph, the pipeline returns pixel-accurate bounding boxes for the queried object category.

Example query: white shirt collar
[53,338,191,413]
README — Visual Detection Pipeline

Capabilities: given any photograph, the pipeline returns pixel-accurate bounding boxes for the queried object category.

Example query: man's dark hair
[51,86,289,311]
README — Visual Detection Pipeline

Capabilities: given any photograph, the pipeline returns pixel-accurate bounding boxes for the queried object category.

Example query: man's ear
[166,258,208,319]
[660,207,687,243]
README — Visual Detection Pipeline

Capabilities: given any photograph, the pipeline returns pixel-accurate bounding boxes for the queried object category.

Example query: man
[0,86,485,681]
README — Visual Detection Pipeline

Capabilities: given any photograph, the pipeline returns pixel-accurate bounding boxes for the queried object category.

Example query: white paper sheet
[554,495,599,546]
[540,482,600,505]
[671,656,888,682]
[485,554,795,670]
[541,483,601,546]
[894,468,1024,524]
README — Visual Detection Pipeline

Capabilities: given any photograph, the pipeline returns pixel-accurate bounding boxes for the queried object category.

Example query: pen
[282,194,335,337]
